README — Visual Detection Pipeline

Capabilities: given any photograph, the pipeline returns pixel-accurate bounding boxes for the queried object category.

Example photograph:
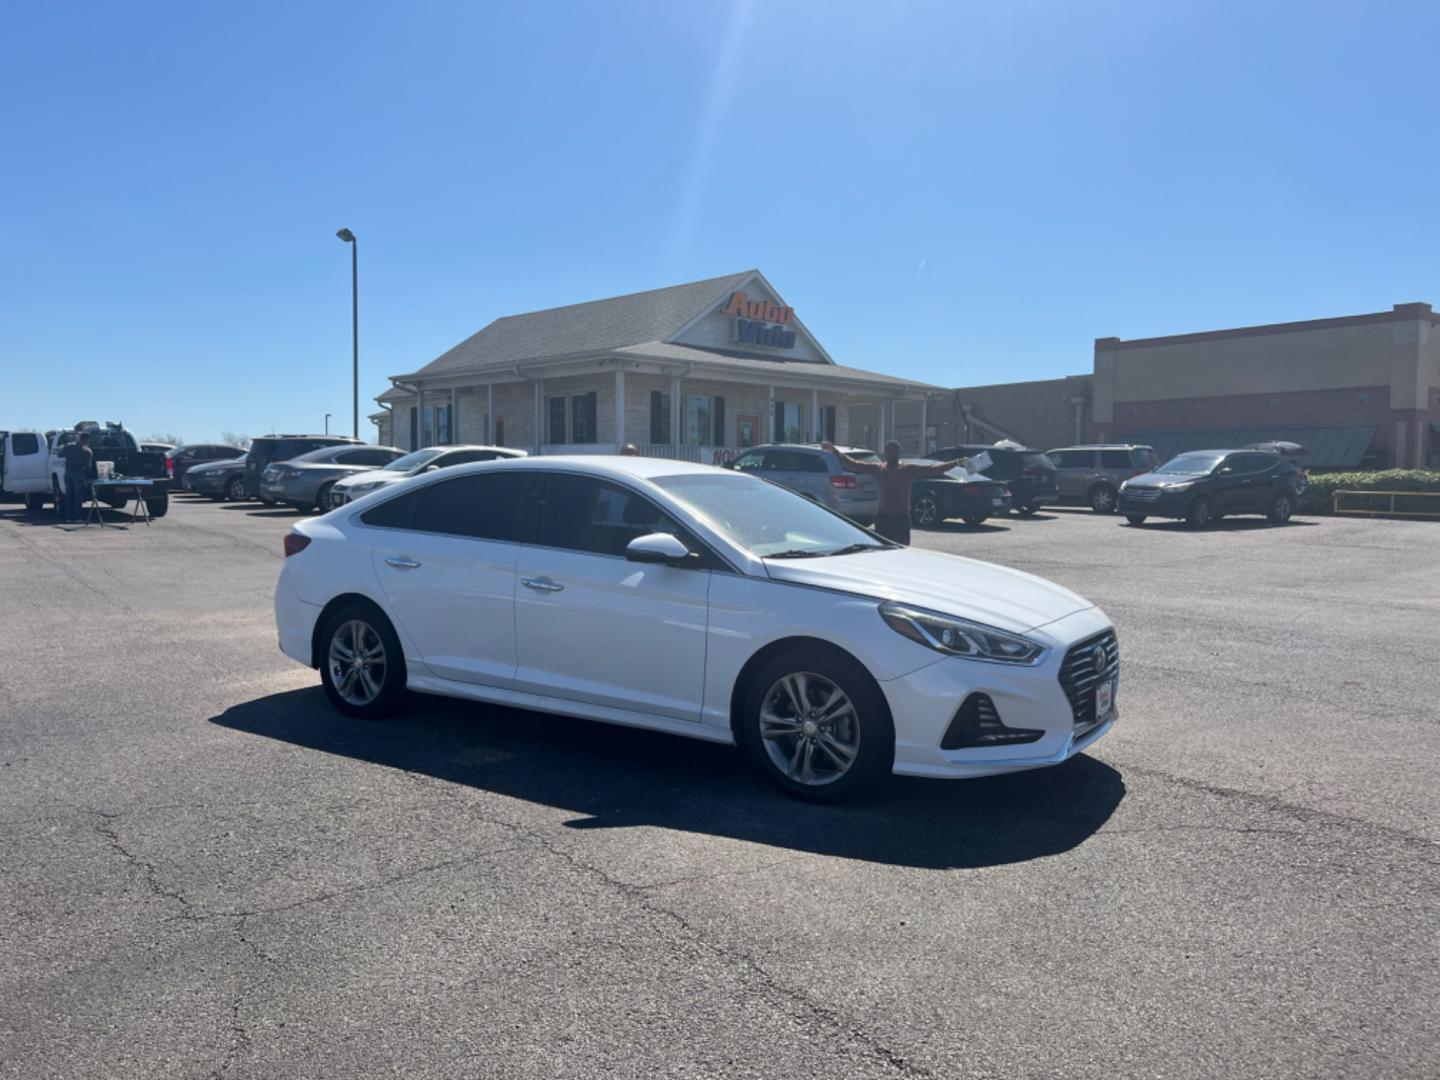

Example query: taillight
[830,474,857,489]
[963,483,982,495]
[166,458,174,473]
[283,532,311,558]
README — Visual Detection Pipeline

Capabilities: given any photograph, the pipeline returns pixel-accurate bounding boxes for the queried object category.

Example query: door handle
[521,577,564,593]
[385,556,421,570]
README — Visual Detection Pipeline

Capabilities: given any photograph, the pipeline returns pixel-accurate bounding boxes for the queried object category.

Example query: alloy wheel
[225,477,245,501]
[1090,486,1116,513]
[327,620,387,707]
[912,495,939,527]
[758,671,860,787]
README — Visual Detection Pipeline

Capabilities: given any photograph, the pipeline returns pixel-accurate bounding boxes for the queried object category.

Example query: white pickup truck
[0,423,172,517]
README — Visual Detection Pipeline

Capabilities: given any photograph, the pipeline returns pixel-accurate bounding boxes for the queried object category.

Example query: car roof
[440,454,724,481]
[1049,444,1154,451]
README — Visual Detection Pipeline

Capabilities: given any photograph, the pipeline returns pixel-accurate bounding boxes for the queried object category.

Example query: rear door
[367,471,532,688]
[1212,454,1259,514]
[512,473,710,721]
[1051,451,1091,500]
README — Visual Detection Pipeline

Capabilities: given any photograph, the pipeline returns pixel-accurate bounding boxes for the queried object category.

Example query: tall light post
[336,228,358,438]
[324,412,332,435]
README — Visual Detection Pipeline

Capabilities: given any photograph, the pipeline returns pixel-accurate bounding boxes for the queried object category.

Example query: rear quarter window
[10,433,40,455]
[1099,450,1133,469]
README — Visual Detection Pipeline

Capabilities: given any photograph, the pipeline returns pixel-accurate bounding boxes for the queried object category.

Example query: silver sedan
[260,445,403,512]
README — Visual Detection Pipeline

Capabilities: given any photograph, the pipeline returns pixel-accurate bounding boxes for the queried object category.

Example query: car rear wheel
[740,648,893,802]
[1088,485,1118,513]
[1185,497,1213,529]
[144,493,168,518]
[224,476,246,501]
[319,604,406,719]
[911,493,940,527]
[315,482,336,512]
[1016,503,1040,516]
[1267,492,1294,523]
[1125,514,1147,525]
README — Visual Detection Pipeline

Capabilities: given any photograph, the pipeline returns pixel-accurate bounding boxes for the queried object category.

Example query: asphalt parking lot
[2,494,1437,1079]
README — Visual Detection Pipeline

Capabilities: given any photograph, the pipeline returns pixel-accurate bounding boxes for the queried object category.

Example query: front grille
[1058,631,1119,732]
[1123,486,1162,502]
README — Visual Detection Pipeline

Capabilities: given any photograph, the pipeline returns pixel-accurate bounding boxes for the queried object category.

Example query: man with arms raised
[821,439,964,546]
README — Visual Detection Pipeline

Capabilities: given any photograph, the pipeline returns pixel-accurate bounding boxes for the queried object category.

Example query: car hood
[1126,471,1204,487]
[762,547,1092,634]
[334,469,407,490]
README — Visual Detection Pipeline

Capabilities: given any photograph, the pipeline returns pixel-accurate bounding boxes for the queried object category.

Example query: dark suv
[244,435,361,499]
[928,445,1057,514]
[1119,449,1304,528]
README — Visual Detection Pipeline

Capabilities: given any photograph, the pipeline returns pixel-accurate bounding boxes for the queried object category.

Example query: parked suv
[1119,449,1304,528]
[928,445,1057,514]
[244,435,361,500]
[1047,444,1160,513]
[729,444,879,522]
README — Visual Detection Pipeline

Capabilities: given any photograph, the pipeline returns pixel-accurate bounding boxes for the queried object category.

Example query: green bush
[1300,469,1440,514]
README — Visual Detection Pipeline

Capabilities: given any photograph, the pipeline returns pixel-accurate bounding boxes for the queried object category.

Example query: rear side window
[531,474,685,557]
[11,433,39,455]
[1022,452,1053,471]
[438,450,506,467]
[1051,450,1090,469]
[411,472,531,541]
[1099,450,1133,469]
[767,450,826,473]
[337,448,394,466]
[359,487,424,529]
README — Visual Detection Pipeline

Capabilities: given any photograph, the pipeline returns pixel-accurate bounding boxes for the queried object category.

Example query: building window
[773,400,809,442]
[572,392,597,444]
[737,414,758,448]
[650,390,671,443]
[822,405,836,442]
[434,404,451,445]
[685,394,725,446]
[548,396,566,444]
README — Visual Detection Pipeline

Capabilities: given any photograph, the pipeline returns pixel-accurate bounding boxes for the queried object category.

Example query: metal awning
[1123,425,1376,468]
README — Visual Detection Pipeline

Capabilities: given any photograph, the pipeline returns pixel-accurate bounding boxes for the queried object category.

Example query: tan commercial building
[372,270,948,461]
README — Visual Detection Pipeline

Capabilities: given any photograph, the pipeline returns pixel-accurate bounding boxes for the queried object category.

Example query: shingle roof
[408,271,755,378]
[613,341,950,392]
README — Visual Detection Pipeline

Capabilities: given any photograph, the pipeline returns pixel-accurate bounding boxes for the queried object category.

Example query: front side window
[10,433,39,456]
[732,451,765,472]
[410,472,531,541]
[1156,453,1224,475]
[532,474,684,557]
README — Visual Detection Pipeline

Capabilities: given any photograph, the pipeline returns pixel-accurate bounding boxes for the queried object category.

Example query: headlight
[351,480,382,493]
[1163,481,1194,491]
[879,602,1046,664]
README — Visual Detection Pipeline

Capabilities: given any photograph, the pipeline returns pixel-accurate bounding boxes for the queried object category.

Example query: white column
[534,380,544,453]
[767,385,776,442]
[488,383,495,444]
[416,384,427,447]
[811,388,820,442]
[670,374,681,448]
[614,367,626,447]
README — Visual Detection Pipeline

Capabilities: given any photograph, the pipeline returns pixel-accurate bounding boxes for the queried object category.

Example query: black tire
[739,647,894,803]
[911,492,941,528]
[287,501,313,513]
[1125,514,1147,525]
[51,477,64,519]
[962,514,988,526]
[318,602,407,719]
[145,493,169,518]
[23,493,45,514]
[315,482,336,513]
[224,476,246,502]
[1267,491,1294,524]
[1185,497,1214,529]
[1088,485,1118,514]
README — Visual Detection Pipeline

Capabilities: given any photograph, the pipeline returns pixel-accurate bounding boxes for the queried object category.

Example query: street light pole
[325,412,331,435]
[336,228,359,438]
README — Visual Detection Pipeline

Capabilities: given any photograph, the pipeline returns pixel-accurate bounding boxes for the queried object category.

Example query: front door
[368,470,532,687]
[3,432,47,492]
[513,474,710,722]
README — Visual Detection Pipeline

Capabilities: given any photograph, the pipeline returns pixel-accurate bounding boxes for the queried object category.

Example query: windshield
[1155,453,1223,475]
[384,448,447,473]
[653,473,884,558]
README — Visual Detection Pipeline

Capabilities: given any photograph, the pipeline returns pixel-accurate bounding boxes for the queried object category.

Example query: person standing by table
[60,432,95,523]
[821,439,965,546]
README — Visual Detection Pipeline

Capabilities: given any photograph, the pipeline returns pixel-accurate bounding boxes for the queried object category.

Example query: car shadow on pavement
[211,687,1125,870]
[916,522,1010,535]
[1124,518,1320,531]
[0,506,142,528]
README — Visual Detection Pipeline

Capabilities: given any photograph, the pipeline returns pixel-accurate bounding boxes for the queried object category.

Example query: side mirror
[625,532,693,566]
[422,463,440,472]
[1216,466,1234,475]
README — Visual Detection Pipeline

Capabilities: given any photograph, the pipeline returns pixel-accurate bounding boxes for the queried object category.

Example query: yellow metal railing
[1331,490,1440,519]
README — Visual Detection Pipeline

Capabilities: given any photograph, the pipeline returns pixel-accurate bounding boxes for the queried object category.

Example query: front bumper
[882,606,1118,778]
[1119,487,1189,517]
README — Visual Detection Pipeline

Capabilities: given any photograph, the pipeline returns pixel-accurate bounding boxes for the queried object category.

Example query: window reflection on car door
[512,474,710,722]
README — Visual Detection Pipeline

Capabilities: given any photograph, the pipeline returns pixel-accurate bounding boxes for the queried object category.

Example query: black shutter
[774,400,784,443]
[650,390,663,443]
[409,407,418,449]
[713,396,725,446]
[824,405,836,442]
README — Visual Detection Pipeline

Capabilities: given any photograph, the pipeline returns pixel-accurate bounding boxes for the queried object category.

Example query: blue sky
[3,1,1437,443]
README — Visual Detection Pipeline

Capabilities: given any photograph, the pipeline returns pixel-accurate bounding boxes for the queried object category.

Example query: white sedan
[274,456,1118,801]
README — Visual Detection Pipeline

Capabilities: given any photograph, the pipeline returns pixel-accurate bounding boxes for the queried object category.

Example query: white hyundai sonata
[274,456,1118,801]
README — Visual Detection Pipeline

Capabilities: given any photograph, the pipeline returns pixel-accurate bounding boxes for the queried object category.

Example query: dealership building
[373,270,948,461]
[941,302,1440,469]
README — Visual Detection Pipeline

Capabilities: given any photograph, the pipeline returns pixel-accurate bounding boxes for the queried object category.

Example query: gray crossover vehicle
[260,445,403,512]
[1047,444,1160,513]
[329,445,528,506]
[728,444,879,522]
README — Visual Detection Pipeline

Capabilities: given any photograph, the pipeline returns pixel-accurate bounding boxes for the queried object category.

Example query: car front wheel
[1185,497,1214,529]
[1126,514,1147,525]
[741,649,893,802]
[319,605,406,719]
[962,514,988,526]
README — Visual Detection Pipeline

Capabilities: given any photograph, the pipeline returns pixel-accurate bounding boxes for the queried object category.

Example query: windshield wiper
[764,548,828,559]
[826,543,886,556]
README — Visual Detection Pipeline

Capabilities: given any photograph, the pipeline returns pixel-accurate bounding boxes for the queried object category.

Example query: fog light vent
[941,693,1044,750]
